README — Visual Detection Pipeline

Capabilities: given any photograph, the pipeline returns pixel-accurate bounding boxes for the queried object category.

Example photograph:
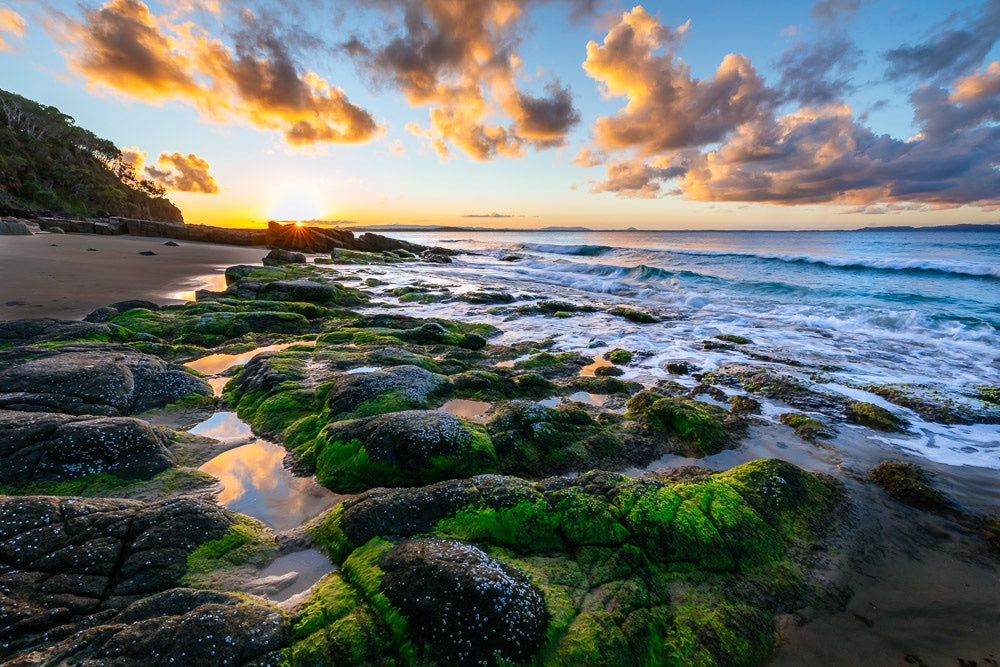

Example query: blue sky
[1,0,997,228]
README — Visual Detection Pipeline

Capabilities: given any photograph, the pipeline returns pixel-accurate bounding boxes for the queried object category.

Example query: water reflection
[199,440,340,531]
[566,391,609,407]
[185,341,316,375]
[580,355,613,377]
[189,411,253,442]
[345,366,381,374]
[174,272,229,301]
[208,376,230,397]
[439,398,493,422]
[257,549,335,602]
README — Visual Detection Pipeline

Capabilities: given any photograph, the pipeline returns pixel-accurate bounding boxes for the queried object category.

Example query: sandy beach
[0,232,268,321]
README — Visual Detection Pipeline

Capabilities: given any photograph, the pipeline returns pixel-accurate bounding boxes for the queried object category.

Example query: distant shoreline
[342,222,1000,234]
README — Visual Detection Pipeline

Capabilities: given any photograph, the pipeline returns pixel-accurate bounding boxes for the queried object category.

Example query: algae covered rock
[314,410,496,490]
[327,365,446,416]
[301,459,840,666]
[846,401,907,432]
[626,392,738,455]
[868,461,951,511]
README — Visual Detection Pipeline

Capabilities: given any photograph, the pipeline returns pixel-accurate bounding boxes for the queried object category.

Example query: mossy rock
[627,393,735,455]
[846,401,906,432]
[779,412,830,440]
[607,307,657,323]
[868,461,951,512]
[715,334,752,345]
[606,349,634,365]
[304,460,840,666]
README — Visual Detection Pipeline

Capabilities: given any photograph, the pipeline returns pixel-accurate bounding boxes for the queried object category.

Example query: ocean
[354,228,1000,471]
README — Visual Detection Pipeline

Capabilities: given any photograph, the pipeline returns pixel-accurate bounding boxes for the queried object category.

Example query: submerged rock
[869,461,951,511]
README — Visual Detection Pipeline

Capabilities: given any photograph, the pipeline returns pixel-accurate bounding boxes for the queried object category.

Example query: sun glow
[267,182,328,222]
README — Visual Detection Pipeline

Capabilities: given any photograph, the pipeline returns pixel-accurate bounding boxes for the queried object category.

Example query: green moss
[352,390,423,418]
[436,499,564,552]
[974,385,999,405]
[715,334,752,345]
[868,461,951,511]
[607,307,656,323]
[779,413,828,440]
[515,351,582,370]
[629,395,732,455]
[846,401,906,431]
[184,517,274,577]
[607,349,634,365]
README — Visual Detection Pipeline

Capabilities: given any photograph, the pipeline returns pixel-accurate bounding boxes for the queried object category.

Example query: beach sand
[0,232,268,321]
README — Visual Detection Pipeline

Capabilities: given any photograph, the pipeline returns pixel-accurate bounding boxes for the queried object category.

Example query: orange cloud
[144,152,218,193]
[580,7,1000,210]
[0,7,27,52]
[348,0,580,160]
[59,0,379,147]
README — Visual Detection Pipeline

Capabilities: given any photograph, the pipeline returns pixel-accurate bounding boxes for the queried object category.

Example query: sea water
[322,228,1000,469]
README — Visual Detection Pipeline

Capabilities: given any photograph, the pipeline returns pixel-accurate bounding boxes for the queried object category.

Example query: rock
[163,240,179,246]
[0,409,172,484]
[262,247,307,265]
[49,226,64,233]
[327,365,446,416]
[498,253,522,261]
[869,461,951,511]
[420,250,452,263]
[139,250,157,256]
[0,220,31,235]
[594,365,624,377]
[0,343,211,416]
[0,318,113,345]
[0,496,278,664]
[380,538,548,665]
[664,360,695,375]
[322,410,487,471]
[109,299,160,312]
[83,307,118,323]
[194,310,311,337]
[846,401,907,431]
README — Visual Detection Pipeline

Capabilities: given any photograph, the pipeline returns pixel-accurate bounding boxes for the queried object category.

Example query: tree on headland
[0,88,183,221]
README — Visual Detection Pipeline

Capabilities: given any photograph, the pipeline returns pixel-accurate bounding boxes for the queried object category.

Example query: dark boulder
[0,318,112,345]
[380,538,548,665]
[262,247,307,265]
[322,410,487,470]
[326,365,446,415]
[0,409,173,484]
[0,343,211,416]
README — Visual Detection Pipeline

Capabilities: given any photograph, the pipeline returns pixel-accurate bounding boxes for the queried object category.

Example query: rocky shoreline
[0,235,997,665]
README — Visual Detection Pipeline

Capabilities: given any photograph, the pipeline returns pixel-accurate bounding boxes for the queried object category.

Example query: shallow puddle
[208,376,230,397]
[565,391,610,407]
[345,366,381,374]
[439,398,493,422]
[173,272,229,301]
[185,341,316,375]
[188,411,253,442]
[257,549,335,602]
[579,355,613,377]
[198,439,339,532]
[537,397,561,408]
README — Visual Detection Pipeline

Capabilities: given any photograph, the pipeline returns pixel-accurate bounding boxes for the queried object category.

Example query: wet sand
[0,232,267,320]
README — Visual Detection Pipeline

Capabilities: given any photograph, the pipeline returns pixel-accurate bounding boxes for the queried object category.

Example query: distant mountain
[856,223,1000,232]
[0,88,182,221]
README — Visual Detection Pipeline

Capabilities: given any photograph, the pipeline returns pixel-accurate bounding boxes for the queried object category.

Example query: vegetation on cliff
[0,88,182,220]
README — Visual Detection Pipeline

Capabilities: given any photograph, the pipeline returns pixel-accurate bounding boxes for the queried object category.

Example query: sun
[267,182,327,222]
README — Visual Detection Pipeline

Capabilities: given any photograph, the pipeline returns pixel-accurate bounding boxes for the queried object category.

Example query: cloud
[344,0,582,160]
[776,35,862,105]
[580,8,1000,210]
[461,212,524,218]
[143,152,219,193]
[582,6,771,155]
[810,0,860,25]
[0,7,27,52]
[57,0,379,146]
[884,0,1000,82]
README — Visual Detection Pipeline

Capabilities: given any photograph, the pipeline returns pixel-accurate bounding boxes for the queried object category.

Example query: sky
[0,0,998,229]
